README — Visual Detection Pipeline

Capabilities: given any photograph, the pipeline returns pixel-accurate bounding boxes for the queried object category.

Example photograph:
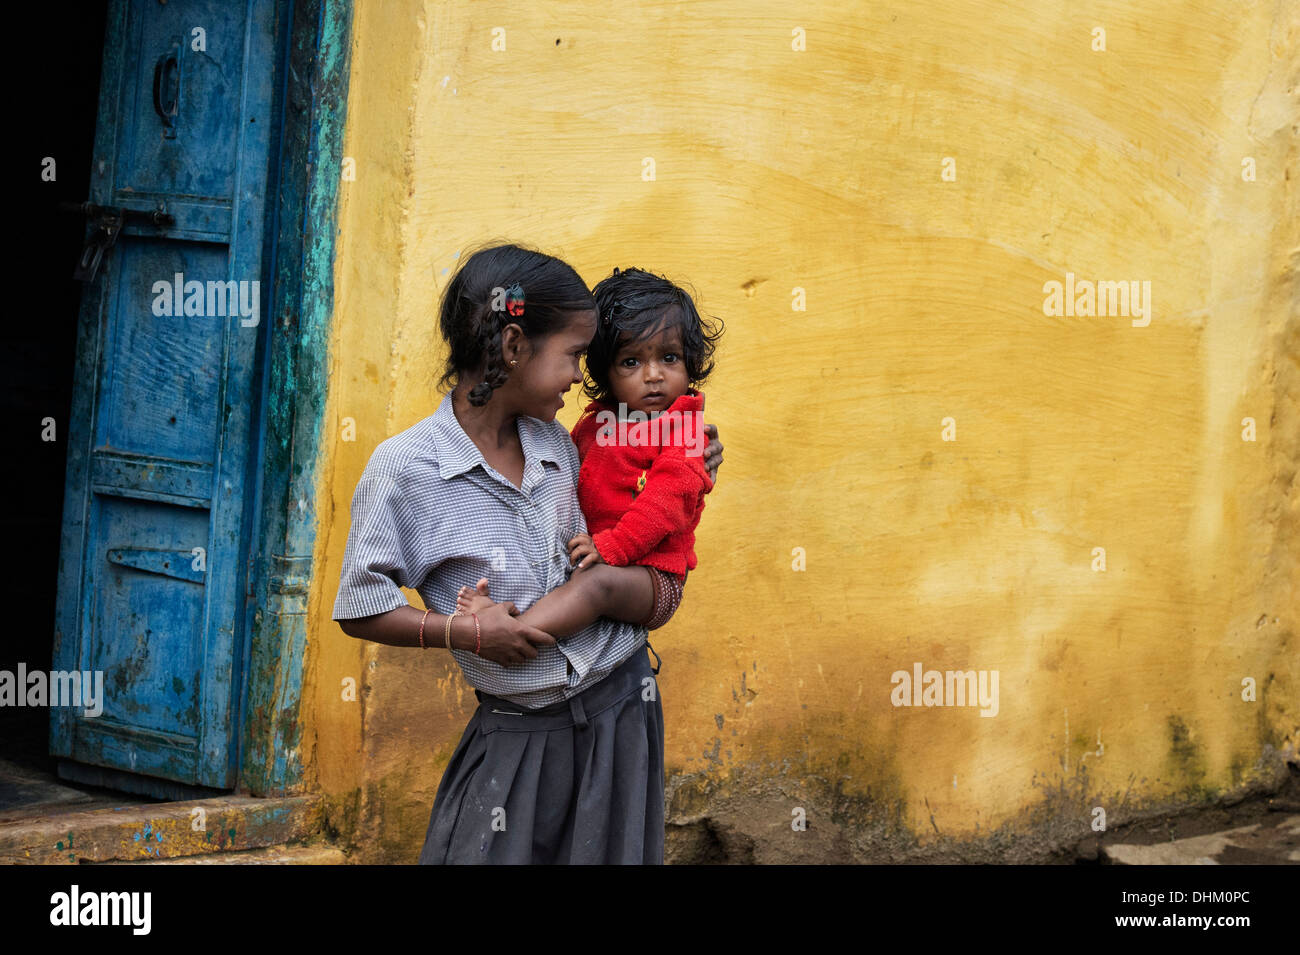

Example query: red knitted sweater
[569,389,714,577]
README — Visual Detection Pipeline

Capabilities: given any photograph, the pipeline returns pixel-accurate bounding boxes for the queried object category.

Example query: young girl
[331,243,723,865]
[455,266,722,637]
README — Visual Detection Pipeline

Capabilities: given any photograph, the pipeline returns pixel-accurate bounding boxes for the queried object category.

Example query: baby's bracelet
[444,609,463,652]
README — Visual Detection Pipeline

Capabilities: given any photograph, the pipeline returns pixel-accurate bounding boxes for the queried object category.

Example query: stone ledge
[1101,815,1300,865]
[0,794,324,864]
[96,844,346,865]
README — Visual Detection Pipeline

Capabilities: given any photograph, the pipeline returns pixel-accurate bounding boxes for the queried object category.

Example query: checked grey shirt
[331,390,649,708]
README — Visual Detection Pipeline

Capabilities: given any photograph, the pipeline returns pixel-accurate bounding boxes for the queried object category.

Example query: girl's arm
[340,602,555,667]
[334,464,554,666]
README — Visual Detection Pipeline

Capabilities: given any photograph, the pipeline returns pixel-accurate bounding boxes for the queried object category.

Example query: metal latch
[59,201,175,282]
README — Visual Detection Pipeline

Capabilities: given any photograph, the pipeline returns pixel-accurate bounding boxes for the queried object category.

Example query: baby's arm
[590,444,713,568]
[457,450,709,636]
[458,562,655,638]
[460,422,720,638]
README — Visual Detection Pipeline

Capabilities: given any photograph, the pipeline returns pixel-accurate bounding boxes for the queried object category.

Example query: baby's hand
[568,534,604,571]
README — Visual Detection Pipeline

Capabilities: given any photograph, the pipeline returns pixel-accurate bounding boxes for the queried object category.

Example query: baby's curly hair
[584,267,724,403]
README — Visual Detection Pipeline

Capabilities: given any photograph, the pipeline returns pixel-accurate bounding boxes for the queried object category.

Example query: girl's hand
[568,534,604,570]
[470,600,556,666]
[702,422,723,484]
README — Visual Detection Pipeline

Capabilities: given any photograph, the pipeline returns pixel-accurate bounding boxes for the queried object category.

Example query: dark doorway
[3,4,109,776]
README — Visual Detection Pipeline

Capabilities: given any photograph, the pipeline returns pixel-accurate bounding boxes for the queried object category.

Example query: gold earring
[510,359,518,367]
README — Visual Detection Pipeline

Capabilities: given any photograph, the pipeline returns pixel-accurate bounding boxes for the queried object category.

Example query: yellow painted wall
[307,0,1299,862]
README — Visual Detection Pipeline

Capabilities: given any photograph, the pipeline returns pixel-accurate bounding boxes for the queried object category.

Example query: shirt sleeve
[331,458,430,620]
[591,443,713,567]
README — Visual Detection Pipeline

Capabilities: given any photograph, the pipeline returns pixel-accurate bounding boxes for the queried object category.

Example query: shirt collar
[432,391,563,487]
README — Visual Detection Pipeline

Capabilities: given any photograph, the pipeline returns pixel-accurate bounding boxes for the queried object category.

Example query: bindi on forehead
[619,327,682,357]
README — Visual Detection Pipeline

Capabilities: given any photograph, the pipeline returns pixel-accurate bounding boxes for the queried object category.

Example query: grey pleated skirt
[417,641,665,864]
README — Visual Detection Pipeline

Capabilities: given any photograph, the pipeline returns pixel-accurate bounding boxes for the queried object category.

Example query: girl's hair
[584,267,724,403]
[437,243,596,406]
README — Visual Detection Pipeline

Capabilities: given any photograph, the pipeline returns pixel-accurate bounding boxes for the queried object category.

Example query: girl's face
[509,309,597,421]
[608,314,690,415]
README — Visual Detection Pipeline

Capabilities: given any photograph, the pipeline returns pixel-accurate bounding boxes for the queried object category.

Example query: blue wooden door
[52,0,280,791]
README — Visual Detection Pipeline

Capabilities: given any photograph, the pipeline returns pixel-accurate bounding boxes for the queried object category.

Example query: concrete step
[99,844,347,864]
[0,794,325,864]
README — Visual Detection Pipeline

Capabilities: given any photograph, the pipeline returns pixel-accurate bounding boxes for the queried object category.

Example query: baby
[457,265,723,636]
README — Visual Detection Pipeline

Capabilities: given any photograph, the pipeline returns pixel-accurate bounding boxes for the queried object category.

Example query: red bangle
[418,607,432,649]
[471,612,481,655]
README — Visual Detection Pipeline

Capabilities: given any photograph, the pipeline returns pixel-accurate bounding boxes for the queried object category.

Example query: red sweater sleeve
[592,444,713,566]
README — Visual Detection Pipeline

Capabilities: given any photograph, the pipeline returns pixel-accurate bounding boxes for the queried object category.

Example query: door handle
[153,46,180,139]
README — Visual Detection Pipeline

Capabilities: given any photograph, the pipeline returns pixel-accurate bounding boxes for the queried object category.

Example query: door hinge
[59,201,175,282]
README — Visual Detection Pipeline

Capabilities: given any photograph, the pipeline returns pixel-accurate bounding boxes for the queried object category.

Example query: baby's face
[608,319,689,416]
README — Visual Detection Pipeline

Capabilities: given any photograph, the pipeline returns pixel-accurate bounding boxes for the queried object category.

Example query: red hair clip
[504,283,525,317]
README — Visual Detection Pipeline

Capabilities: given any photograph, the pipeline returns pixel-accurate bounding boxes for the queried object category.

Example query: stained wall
[308,0,1298,861]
